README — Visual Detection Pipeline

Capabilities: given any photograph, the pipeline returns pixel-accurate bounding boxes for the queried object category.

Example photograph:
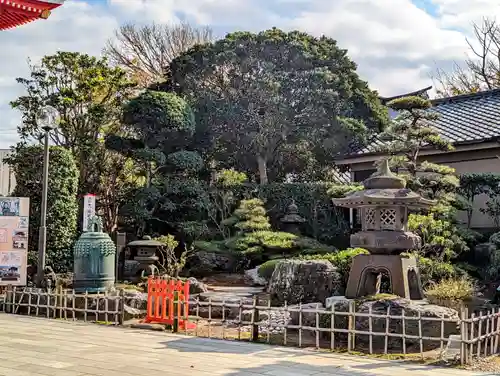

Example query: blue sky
[0,0,497,148]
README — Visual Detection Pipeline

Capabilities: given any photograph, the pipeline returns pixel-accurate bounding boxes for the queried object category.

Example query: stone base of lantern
[345,254,424,300]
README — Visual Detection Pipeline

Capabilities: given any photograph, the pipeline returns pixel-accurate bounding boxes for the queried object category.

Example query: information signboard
[0,197,29,286]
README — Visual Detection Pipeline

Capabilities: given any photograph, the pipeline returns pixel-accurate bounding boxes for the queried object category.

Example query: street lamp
[35,105,58,287]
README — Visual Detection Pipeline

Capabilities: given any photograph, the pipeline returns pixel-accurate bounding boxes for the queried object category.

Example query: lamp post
[35,105,58,287]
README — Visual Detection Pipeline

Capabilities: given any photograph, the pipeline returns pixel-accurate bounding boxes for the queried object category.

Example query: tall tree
[105,90,206,237]
[168,28,389,184]
[11,52,139,232]
[104,22,214,87]
[433,18,500,97]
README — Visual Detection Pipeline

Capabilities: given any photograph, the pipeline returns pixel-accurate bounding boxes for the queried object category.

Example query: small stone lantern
[280,200,305,235]
[332,159,434,300]
[127,236,162,274]
[73,216,116,293]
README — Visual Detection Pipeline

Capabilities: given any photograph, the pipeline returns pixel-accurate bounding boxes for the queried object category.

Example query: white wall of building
[0,150,15,196]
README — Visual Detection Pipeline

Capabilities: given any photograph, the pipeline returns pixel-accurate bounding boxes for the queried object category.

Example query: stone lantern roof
[280,200,306,224]
[332,159,435,209]
[127,235,163,248]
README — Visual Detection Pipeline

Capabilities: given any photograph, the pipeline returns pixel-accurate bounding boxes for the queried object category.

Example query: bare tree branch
[432,17,500,97]
[103,21,214,87]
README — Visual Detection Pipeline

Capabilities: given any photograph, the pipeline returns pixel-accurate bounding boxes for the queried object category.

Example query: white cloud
[1,0,500,148]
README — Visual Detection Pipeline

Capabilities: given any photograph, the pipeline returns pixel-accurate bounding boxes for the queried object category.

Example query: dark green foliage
[122,90,195,149]
[166,151,204,173]
[6,146,79,273]
[195,198,335,266]
[256,183,358,246]
[111,88,206,239]
[169,28,388,183]
[300,248,369,287]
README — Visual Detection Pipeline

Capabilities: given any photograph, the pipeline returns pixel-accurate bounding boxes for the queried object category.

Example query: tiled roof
[344,88,500,158]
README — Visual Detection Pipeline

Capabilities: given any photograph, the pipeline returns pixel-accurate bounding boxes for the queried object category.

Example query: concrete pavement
[0,313,492,375]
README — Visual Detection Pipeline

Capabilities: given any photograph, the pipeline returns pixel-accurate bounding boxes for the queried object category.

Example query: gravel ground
[465,356,500,373]
[232,310,291,334]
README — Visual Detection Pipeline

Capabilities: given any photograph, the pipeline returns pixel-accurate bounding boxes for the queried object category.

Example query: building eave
[336,138,500,166]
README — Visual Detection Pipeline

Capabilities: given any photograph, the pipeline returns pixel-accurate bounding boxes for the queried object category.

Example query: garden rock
[355,298,460,351]
[268,260,342,306]
[123,305,144,320]
[188,251,240,275]
[244,267,267,286]
[190,293,254,319]
[288,302,324,328]
[187,277,208,294]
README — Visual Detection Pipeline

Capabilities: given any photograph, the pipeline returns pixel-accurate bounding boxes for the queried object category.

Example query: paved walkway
[0,314,492,376]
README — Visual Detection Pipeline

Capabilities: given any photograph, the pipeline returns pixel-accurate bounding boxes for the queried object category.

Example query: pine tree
[222,198,271,233]
[379,96,458,212]
[379,96,469,260]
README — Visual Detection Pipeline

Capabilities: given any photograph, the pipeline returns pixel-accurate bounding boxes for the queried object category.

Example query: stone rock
[268,260,342,306]
[288,302,324,328]
[122,290,148,310]
[355,298,460,351]
[325,296,352,330]
[123,304,144,320]
[187,251,240,276]
[244,267,267,287]
[187,277,208,294]
[190,294,254,320]
[241,309,270,322]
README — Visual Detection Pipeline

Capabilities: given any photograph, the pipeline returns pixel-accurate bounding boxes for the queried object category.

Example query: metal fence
[1,286,499,365]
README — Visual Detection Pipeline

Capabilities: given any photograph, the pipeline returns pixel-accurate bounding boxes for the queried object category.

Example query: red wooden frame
[143,277,195,330]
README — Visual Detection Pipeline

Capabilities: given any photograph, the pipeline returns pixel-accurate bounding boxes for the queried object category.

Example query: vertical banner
[0,197,29,286]
[83,194,96,232]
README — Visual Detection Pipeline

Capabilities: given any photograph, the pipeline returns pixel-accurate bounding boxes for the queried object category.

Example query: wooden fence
[1,286,499,365]
[1,286,125,325]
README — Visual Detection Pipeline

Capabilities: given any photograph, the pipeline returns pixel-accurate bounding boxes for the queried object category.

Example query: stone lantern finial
[364,158,406,189]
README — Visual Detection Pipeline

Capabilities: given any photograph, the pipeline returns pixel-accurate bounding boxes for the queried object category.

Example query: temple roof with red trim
[0,0,64,31]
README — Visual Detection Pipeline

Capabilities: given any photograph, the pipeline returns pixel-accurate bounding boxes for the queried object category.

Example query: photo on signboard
[12,229,27,249]
[0,228,7,243]
[18,216,28,228]
[0,198,19,216]
[0,251,22,282]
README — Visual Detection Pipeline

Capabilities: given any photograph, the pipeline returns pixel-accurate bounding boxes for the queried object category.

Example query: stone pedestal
[345,254,424,300]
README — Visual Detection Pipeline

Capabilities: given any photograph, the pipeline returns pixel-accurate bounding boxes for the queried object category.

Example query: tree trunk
[257,155,268,184]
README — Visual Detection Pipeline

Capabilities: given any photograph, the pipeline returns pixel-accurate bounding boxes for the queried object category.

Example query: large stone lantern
[332,159,434,300]
[127,236,162,275]
[280,200,305,235]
